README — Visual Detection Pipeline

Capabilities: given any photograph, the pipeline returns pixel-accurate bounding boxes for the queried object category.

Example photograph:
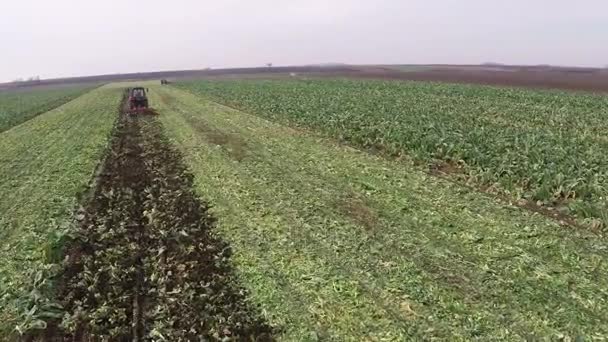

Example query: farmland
[152,85,608,339]
[1,78,607,340]
[0,86,119,335]
[0,86,94,133]
[52,95,270,340]
[0,86,271,340]
[177,79,608,229]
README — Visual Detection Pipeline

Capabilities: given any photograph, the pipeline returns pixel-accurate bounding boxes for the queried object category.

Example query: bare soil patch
[336,194,379,231]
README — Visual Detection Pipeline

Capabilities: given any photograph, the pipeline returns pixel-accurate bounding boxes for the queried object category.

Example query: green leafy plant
[178,79,608,228]
[0,86,120,337]
[0,85,95,132]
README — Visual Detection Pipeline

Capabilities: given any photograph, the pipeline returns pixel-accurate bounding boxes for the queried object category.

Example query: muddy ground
[37,95,272,341]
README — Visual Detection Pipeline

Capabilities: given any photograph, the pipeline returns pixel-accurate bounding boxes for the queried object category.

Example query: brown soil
[317,67,608,93]
[428,160,465,177]
[336,194,379,231]
[513,198,586,231]
[35,93,272,341]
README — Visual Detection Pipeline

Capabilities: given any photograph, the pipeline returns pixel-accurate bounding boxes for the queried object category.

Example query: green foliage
[178,79,608,227]
[0,87,120,337]
[0,86,94,132]
[153,86,608,340]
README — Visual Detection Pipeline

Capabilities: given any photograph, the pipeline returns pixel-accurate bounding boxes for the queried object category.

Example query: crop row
[154,85,608,339]
[178,79,608,227]
[0,87,119,337]
[0,85,94,132]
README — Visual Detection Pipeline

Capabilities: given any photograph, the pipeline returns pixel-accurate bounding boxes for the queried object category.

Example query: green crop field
[1,79,607,340]
[0,86,95,133]
[0,86,119,335]
[152,84,608,340]
[177,79,608,229]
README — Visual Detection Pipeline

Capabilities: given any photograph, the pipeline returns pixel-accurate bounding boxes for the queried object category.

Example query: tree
[266,63,273,68]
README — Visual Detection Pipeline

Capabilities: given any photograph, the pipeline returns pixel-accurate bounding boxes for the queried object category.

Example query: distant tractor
[127,87,149,114]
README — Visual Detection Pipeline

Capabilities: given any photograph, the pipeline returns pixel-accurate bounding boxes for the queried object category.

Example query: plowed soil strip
[47,95,271,341]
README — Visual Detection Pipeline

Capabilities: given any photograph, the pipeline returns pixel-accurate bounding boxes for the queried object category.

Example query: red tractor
[127,87,149,114]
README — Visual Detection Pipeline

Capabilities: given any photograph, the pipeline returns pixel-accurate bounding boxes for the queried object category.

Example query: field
[0,86,95,132]
[3,64,608,93]
[0,86,120,335]
[0,78,607,340]
[53,94,270,340]
[176,79,608,228]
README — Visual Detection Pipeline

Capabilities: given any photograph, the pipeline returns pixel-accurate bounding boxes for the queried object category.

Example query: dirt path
[41,94,271,341]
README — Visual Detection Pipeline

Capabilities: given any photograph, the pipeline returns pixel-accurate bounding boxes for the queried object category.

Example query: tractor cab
[131,87,146,98]
[128,87,149,113]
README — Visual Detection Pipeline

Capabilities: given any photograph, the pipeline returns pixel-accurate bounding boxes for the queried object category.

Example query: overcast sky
[1,0,606,82]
